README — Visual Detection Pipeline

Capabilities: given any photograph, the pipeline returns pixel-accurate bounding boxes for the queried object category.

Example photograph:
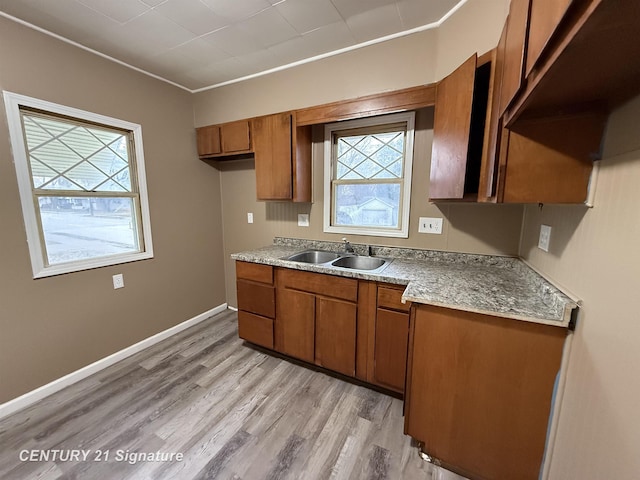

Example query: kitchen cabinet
[236,263,412,392]
[196,119,251,158]
[275,268,358,376]
[525,0,573,77]
[498,0,530,116]
[236,261,274,349]
[429,52,492,201]
[372,285,410,393]
[432,39,605,204]
[404,304,567,480]
[505,0,640,123]
[251,112,312,202]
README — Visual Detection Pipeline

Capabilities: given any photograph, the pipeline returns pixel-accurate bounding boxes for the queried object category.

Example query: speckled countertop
[231,237,578,328]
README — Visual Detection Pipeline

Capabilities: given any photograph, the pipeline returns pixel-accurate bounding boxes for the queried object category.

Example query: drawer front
[238,311,273,349]
[237,279,275,318]
[276,268,358,302]
[236,261,273,284]
[377,285,410,312]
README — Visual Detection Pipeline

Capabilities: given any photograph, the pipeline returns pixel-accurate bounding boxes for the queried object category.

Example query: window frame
[323,112,415,238]
[3,91,154,278]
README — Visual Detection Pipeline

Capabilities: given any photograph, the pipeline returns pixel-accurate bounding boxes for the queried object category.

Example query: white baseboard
[0,303,228,420]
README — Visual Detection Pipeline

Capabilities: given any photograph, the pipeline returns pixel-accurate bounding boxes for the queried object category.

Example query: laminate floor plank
[0,309,467,480]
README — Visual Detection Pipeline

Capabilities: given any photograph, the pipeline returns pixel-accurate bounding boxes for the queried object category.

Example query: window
[324,112,415,238]
[3,91,153,278]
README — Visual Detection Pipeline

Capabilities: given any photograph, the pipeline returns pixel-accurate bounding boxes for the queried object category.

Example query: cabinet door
[373,308,409,393]
[252,113,293,201]
[478,26,507,202]
[405,305,566,480]
[499,0,531,115]
[315,296,357,377]
[429,54,477,200]
[196,125,221,157]
[525,0,573,76]
[275,288,315,363]
[221,120,251,153]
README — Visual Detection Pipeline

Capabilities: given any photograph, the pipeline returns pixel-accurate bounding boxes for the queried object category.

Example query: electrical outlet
[247,212,253,224]
[418,217,443,234]
[538,224,552,252]
[112,273,124,289]
[298,213,309,227]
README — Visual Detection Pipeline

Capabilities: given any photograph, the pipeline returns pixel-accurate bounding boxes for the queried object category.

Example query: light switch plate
[298,213,309,227]
[247,212,253,224]
[538,224,552,252]
[418,217,443,234]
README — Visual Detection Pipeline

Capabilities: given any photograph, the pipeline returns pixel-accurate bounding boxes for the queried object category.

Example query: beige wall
[0,17,226,403]
[435,0,509,79]
[519,94,640,478]
[199,0,516,306]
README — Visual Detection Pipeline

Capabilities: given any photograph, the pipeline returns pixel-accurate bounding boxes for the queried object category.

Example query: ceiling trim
[1,1,468,95]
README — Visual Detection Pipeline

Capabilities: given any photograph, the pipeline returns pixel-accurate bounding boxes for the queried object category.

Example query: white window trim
[3,91,154,278]
[323,112,415,238]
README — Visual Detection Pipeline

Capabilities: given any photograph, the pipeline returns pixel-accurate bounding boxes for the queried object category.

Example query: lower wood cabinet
[372,285,410,393]
[315,296,356,376]
[275,268,358,376]
[404,304,567,480]
[275,287,315,363]
[236,263,412,392]
[236,262,274,349]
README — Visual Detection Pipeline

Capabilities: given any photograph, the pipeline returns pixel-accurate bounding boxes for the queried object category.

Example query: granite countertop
[231,238,578,328]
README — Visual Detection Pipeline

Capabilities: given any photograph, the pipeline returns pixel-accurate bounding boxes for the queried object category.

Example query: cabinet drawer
[236,261,273,285]
[377,286,410,312]
[237,280,275,318]
[276,268,358,302]
[238,311,273,349]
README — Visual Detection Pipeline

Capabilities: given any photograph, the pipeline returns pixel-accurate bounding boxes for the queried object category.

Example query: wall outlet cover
[418,217,443,234]
[298,213,310,227]
[538,224,552,252]
[112,274,124,289]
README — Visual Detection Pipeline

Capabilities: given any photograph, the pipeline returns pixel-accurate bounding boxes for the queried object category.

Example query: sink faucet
[342,237,355,254]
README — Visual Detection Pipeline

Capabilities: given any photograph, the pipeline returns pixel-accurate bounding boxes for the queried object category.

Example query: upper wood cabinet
[432,24,607,204]
[251,112,312,202]
[196,120,251,158]
[498,0,530,116]
[506,0,640,123]
[525,0,573,77]
[429,52,492,201]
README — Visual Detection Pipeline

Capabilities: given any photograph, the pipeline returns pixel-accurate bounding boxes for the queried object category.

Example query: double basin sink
[282,249,392,273]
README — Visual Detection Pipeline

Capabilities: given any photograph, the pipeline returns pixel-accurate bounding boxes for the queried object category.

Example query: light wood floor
[0,309,467,480]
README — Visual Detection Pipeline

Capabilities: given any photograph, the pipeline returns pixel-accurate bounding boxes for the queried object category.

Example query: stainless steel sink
[282,249,392,273]
[283,249,342,264]
[331,255,388,271]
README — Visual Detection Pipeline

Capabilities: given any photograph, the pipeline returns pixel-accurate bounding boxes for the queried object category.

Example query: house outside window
[323,112,415,238]
[3,91,154,278]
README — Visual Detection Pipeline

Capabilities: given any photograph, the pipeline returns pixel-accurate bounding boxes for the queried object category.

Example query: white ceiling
[0,0,463,92]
